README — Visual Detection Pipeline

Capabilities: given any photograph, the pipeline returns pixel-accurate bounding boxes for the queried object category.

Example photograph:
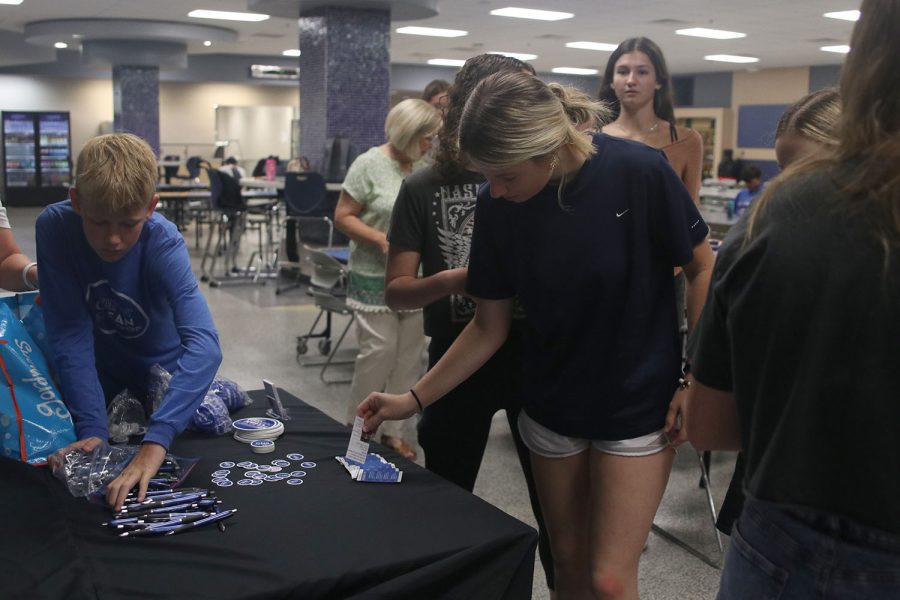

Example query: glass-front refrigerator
[2,111,72,207]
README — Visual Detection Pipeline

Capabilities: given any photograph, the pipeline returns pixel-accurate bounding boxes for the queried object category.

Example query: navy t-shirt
[466,134,708,440]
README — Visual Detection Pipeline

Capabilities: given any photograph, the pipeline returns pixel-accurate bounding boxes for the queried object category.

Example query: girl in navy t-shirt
[358,72,714,598]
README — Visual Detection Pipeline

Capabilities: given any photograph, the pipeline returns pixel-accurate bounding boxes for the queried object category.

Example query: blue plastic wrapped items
[142,365,251,435]
[188,377,252,434]
[191,394,232,435]
[208,378,250,412]
[0,303,76,464]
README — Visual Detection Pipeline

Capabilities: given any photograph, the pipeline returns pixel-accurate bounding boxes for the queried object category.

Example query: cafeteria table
[0,389,537,600]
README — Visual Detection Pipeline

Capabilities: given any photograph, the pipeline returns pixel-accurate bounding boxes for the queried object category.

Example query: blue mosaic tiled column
[299,7,390,169]
[112,65,161,156]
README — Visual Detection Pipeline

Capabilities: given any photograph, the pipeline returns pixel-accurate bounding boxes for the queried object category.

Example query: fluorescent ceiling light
[566,41,618,52]
[824,10,860,21]
[188,9,270,22]
[676,27,746,40]
[396,26,467,37]
[428,58,466,67]
[0,0,25,4]
[552,67,598,75]
[704,54,759,64]
[821,45,851,54]
[54,42,68,49]
[489,51,537,60]
[282,49,301,57]
[490,7,574,21]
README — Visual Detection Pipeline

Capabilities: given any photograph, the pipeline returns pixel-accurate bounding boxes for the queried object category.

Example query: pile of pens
[147,456,186,489]
[103,487,237,538]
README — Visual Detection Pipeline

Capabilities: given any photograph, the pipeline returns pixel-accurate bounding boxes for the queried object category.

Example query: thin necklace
[617,119,661,137]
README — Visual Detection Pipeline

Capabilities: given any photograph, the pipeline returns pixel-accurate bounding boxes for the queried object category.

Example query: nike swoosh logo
[616,209,630,217]
[691,219,700,228]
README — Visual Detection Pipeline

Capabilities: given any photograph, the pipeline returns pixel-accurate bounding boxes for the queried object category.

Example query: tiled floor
[9,205,735,599]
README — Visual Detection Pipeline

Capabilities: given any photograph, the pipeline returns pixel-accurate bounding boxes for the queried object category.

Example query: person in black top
[386,53,556,591]
[712,87,840,537]
[687,1,900,597]
[360,72,713,598]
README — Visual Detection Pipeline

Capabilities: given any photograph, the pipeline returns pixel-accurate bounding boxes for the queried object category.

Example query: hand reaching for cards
[105,442,167,512]
[357,391,419,435]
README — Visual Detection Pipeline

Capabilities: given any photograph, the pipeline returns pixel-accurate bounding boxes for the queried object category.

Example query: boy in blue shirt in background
[733,164,766,217]
[37,133,222,510]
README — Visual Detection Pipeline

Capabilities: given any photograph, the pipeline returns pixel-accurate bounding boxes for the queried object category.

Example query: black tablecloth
[1,390,537,599]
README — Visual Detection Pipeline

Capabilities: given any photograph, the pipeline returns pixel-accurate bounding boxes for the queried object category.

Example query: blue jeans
[718,496,900,599]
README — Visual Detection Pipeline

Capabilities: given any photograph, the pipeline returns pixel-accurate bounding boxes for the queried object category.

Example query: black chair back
[283,172,328,217]
[186,156,204,179]
[322,137,358,183]
[207,168,246,212]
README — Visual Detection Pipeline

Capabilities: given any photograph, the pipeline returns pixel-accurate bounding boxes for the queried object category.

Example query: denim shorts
[517,411,670,458]
[718,496,900,600]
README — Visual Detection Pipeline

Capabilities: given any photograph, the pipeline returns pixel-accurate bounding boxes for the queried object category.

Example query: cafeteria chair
[276,171,339,295]
[201,167,280,287]
[296,245,355,384]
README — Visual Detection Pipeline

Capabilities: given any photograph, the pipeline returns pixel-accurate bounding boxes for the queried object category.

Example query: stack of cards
[232,417,284,444]
[336,453,403,483]
[335,416,402,483]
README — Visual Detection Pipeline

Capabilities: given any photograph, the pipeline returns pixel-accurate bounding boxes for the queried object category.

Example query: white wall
[0,75,299,173]
[159,82,298,162]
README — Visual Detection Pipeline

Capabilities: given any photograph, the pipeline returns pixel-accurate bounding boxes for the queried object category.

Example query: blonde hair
[458,72,607,170]
[775,88,840,148]
[74,133,158,215]
[384,98,441,161]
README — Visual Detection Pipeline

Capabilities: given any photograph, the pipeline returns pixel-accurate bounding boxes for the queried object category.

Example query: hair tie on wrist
[409,388,424,413]
[22,262,37,291]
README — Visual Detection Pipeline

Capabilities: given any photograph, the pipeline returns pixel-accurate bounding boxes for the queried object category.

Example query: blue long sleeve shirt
[36,200,222,449]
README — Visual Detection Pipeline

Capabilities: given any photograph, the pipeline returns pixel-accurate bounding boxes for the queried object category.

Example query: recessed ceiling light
[820,45,851,54]
[489,51,537,60]
[704,54,759,64]
[566,41,618,52]
[676,27,746,40]
[823,10,860,21]
[428,58,466,67]
[54,42,68,49]
[552,67,598,75]
[0,0,25,5]
[188,9,270,22]
[396,26,467,37]
[203,40,212,47]
[490,7,574,21]
[283,49,301,57]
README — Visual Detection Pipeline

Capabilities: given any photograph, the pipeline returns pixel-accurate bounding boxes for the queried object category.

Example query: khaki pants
[345,310,426,440]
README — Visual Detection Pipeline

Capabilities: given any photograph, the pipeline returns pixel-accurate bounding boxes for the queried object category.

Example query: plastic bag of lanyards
[0,302,76,465]
[146,364,251,435]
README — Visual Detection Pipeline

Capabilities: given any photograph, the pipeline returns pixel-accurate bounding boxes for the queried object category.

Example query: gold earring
[549,154,560,173]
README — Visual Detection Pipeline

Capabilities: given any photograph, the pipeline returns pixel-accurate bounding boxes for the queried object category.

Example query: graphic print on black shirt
[434,183,479,324]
